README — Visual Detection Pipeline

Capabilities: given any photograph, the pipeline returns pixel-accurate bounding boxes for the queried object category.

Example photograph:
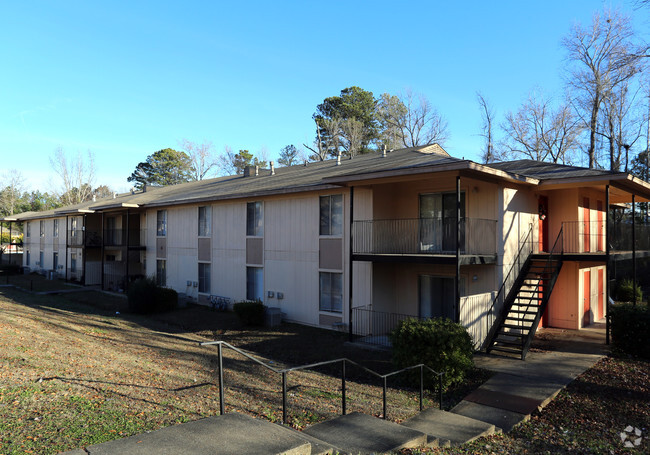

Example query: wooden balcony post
[606,185,610,345]
[455,176,461,323]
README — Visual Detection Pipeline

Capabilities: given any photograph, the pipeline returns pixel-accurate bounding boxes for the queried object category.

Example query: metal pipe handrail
[200,340,445,424]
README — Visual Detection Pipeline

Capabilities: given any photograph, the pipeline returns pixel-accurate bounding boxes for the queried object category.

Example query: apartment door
[597,200,604,252]
[583,197,590,253]
[583,270,591,327]
[538,196,549,252]
[419,275,458,320]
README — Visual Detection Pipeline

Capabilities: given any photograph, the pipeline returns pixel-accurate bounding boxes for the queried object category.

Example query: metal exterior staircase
[485,228,564,360]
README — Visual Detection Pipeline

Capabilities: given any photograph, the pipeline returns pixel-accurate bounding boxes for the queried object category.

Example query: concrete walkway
[61,325,608,454]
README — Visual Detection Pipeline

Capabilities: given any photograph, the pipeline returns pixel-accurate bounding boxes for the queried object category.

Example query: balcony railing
[562,221,650,253]
[352,218,497,256]
[351,305,420,346]
[104,229,147,247]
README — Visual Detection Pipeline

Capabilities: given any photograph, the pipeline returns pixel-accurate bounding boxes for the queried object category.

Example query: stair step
[487,345,523,355]
[493,338,524,347]
[303,412,427,454]
[401,408,496,447]
[501,323,532,330]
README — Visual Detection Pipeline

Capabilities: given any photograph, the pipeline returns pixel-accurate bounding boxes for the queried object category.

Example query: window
[39,221,45,237]
[198,263,211,294]
[419,192,466,252]
[26,222,31,238]
[419,275,464,320]
[70,218,78,237]
[53,219,59,237]
[320,195,343,236]
[246,267,263,301]
[53,252,58,270]
[70,253,77,270]
[156,260,166,287]
[26,250,30,266]
[246,202,263,236]
[39,251,44,267]
[319,272,343,313]
[157,210,167,236]
[198,206,211,237]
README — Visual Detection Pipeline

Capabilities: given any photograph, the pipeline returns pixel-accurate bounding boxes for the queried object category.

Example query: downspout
[65,216,69,281]
[605,185,610,345]
[348,186,354,343]
[455,175,461,323]
[632,195,637,306]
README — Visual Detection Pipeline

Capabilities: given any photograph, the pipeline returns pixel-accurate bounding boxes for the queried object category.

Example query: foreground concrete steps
[67,412,332,455]
[401,408,496,447]
[303,412,428,455]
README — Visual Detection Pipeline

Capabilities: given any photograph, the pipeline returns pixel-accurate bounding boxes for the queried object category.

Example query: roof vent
[336,154,341,166]
[304,160,308,166]
[270,161,275,175]
[113,192,117,199]
[382,145,387,157]
[92,194,96,202]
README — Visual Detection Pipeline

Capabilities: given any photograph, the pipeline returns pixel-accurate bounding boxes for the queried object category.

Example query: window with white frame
[198,263,211,294]
[157,210,167,236]
[319,272,342,313]
[246,266,263,301]
[39,221,44,237]
[156,259,166,287]
[246,202,263,236]
[319,194,343,236]
[53,219,59,237]
[198,206,211,237]
[26,222,31,238]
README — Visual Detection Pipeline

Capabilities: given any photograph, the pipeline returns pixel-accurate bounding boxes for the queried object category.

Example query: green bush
[390,318,474,390]
[610,303,650,359]
[616,279,644,303]
[127,277,178,314]
[233,300,265,326]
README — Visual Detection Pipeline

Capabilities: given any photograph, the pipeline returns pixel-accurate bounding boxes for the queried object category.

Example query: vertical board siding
[460,291,497,349]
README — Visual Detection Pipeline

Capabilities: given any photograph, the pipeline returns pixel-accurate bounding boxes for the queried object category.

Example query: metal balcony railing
[562,221,650,253]
[352,218,497,256]
[103,229,147,247]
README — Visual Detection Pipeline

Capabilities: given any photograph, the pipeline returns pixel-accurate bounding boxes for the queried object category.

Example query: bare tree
[0,170,25,216]
[304,118,333,161]
[502,92,582,164]
[179,139,218,180]
[217,145,238,175]
[563,9,642,168]
[377,93,407,150]
[341,118,365,158]
[50,148,96,206]
[477,92,497,163]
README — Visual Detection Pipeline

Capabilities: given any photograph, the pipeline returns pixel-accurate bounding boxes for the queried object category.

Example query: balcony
[352,218,497,264]
[561,221,650,256]
[66,230,102,247]
[103,228,147,248]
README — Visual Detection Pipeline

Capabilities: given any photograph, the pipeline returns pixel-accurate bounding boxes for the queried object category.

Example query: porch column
[348,186,354,342]
[606,185,610,345]
[632,194,637,306]
[101,212,105,290]
[455,175,461,323]
[125,209,130,291]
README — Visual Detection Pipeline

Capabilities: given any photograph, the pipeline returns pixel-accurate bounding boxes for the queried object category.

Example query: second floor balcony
[352,217,497,263]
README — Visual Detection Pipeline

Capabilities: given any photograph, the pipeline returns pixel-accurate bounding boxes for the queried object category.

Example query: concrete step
[303,412,427,454]
[401,408,496,447]
[70,413,320,455]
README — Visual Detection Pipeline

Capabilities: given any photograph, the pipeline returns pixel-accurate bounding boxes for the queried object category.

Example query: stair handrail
[484,223,534,348]
[200,340,444,425]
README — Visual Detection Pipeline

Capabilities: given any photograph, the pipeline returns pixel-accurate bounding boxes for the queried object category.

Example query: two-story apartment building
[6,145,650,358]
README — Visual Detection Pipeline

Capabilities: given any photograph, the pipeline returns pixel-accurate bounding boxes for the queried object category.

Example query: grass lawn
[0,283,477,454]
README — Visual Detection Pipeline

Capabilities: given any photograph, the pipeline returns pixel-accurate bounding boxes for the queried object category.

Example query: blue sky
[1,1,647,192]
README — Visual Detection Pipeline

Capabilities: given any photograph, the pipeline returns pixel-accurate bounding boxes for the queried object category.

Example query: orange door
[583,270,591,327]
[538,196,549,252]
[583,197,590,253]
[597,200,604,252]
[597,269,604,320]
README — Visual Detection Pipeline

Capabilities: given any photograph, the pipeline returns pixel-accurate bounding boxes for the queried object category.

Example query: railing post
[419,365,424,412]
[282,371,287,425]
[439,374,443,410]
[218,343,224,415]
[341,360,346,415]
[382,377,387,420]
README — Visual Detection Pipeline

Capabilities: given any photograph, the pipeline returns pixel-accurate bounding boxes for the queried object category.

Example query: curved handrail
[200,340,445,424]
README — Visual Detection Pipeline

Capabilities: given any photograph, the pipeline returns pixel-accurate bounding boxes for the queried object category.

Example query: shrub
[390,318,474,391]
[610,303,650,359]
[233,300,265,326]
[127,277,178,314]
[616,279,644,303]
